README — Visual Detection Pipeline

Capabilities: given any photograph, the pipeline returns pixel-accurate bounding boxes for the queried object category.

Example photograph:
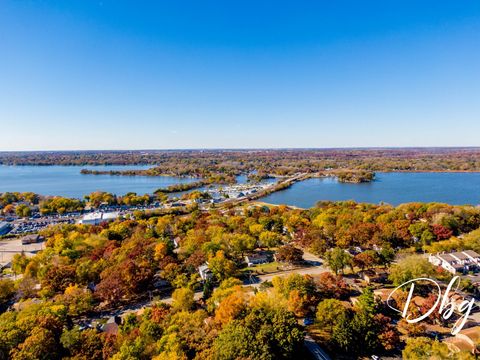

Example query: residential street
[305,335,332,360]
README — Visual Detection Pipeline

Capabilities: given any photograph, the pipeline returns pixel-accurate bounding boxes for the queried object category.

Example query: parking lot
[0,238,45,268]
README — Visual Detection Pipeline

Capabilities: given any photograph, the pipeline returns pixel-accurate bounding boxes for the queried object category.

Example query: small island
[335,170,375,183]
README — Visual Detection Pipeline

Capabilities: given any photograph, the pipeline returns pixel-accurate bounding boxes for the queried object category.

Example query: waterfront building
[79,212,119,225]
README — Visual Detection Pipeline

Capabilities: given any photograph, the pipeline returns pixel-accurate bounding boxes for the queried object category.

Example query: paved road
[304,336,331,360]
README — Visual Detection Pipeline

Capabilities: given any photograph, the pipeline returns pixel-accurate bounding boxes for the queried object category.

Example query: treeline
[0,191,169,217]
[247,171,275,182]
[154,181,207,194]
[81,167,238,185]
[0,192,39,207]
[2,148,480,175]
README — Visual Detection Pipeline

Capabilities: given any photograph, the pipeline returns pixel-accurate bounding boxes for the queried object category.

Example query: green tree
[331,312,355,353]
[172,287,195,312]
[316,299,348,332]
[420,230,436,246]
[208,250,236,281]
[229,233,256,257]
[378,245,395,267]
[402,337,451,360]
[60,327,105,359]
[408,222,430,239]
[259,231,282,248]
[212,308,303,360]
[325,247,352,275]
[0,279,15,309]
[11,253,30,275]
[15,204,32,218]
[388,255,436,286]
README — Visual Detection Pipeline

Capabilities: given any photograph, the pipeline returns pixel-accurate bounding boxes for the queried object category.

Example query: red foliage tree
[433,224,453,241]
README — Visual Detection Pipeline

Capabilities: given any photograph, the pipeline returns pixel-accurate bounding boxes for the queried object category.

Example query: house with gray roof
[428,250,480,274]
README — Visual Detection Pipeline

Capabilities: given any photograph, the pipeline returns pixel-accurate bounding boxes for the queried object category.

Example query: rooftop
[81,212,119,221]
[435,250,480,263]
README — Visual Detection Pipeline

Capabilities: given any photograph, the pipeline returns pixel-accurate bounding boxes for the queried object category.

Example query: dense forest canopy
[2,200,480,358]
[1,148,480,177]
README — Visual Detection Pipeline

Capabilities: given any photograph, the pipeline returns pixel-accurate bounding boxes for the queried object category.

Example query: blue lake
[260,172,480,207]
[0,165,197,198]
[1,167,480,206]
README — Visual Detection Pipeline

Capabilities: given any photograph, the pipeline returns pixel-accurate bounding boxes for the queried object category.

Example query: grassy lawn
[243,261,284,274]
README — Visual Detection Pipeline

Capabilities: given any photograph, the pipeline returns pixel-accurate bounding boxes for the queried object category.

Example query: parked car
[303,317,314,326]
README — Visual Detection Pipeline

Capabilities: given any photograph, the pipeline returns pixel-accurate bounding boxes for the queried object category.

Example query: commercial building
[21,234,44,245]
[79,212,119,225]
[0,221,12,235]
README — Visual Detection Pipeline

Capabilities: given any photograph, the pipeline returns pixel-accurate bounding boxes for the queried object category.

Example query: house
[245,252,271,267]
[428,250,480,274]
[21,234,44,245]
[444,337,475,354]
[361,269,388,284]
[102,316,122,335]
[373,288,394,304]
[79,212,119,225]
[153,273,170,289]
[172,237,180,248]
[198,264,213,281]
[13,298,42,311]
[349,296,359,306]
[170,202,186,207]
[444,325,480,354]
[345,247,363,256]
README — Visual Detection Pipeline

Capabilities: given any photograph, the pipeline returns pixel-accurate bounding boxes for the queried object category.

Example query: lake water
[0,165,197,198]
[1,167,480,206]
[260,172,480,207]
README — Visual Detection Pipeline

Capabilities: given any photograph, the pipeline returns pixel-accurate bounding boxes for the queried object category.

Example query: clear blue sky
[1,1,479,150]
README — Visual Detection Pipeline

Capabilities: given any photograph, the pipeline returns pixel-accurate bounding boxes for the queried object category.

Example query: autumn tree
[214,290,247,326]
[275,245,304,264]
[56,285,94,316]
[353,250,379,271]
[208,250,236,281]
[315,272,350,299]
[11,327,59,360]
[433,224,453,241]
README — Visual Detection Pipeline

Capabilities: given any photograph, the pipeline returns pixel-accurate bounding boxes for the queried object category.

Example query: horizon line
[1,146,480,153]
